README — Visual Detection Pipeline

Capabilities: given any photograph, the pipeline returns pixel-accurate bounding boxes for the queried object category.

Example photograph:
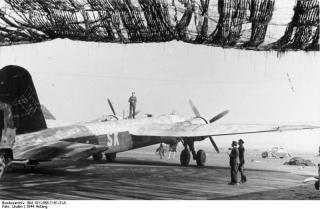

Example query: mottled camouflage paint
[0,102,15,149]
[12,114,187,161]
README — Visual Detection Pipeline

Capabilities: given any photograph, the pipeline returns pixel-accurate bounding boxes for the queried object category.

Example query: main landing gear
[0,149,13,180]
[92,152,117,162]
[0,149,13,179]
[180,139,206,167]
[180,148,206,166]
[105,153,116,162]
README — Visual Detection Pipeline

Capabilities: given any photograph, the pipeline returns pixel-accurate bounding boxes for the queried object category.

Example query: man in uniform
[156,143,165,159]
[168,140,179,160]
[238,139,247,183]
[128,92,137,119]
[228,141,239,185]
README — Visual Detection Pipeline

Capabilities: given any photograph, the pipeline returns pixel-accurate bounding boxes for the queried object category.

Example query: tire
[315,181,319,190]
[105,153,117,162]
[180,149,190,166]
[92,152,103,161]
[196,150,206,166]
[0,155,6,180]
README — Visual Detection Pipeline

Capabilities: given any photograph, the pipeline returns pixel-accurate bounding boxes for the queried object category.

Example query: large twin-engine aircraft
[0,65,320,179]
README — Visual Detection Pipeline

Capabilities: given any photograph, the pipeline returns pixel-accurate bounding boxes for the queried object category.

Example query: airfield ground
[0,146,319,200]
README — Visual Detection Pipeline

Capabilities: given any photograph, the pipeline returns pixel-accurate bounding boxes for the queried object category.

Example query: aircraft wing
[13,140,108,161]
[131,122,320,137]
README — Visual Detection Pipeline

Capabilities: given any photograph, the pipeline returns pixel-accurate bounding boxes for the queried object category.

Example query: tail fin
[0,65,47,135]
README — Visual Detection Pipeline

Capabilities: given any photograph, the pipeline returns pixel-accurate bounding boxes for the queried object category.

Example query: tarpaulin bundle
[0,0,319,52]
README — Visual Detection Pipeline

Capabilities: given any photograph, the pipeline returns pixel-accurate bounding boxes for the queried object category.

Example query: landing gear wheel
[196,150,206,166]
[315,181,319,190]
[0,155,5,180]
[105,153,116,162]
[92,152,103,161]
[180,149,190,166]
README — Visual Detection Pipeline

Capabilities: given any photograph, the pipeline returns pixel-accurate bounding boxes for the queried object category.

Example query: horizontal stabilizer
[41,104,56,120]
[303,177,319,183]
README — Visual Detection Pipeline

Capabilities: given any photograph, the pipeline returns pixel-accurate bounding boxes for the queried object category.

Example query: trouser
[129,104,136,119]
[230,163,239,183]
[238,163,247,182]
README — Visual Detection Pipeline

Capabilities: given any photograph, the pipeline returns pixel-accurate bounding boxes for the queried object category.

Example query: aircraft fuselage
[12,114,204,161]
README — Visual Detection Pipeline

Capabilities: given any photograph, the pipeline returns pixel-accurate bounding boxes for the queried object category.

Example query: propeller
[188,99,201,117]
[107,98,116,116]
[209,110,229,123]
[189,99,230,153]
[209,137,220,153]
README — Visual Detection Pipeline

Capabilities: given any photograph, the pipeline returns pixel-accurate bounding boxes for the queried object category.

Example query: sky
[0,39,319,154]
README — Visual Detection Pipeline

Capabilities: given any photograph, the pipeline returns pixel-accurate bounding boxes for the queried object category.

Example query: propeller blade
[209,137,220,153]
[209,110,229,123]
[107,98,116,116]
[189,99,201,117]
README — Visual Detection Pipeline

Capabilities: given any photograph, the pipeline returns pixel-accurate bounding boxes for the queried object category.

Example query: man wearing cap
[128,92,137,119]
[228,141,239,185]
[238,139,247,183]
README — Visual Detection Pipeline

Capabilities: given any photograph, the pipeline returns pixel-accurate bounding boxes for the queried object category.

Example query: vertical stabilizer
[0,65,47,135]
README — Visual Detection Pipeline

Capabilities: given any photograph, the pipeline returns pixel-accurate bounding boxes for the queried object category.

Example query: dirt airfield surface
[0,147,319,200]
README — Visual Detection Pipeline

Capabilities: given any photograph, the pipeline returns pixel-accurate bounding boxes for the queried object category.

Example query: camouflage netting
[0,0,319,51]
[208,0,249,46]
[270,0,319,50]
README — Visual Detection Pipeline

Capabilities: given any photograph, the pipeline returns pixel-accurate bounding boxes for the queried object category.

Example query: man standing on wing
[128,92,137,119]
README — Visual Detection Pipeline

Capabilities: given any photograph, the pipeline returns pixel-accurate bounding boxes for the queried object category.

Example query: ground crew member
[228,141,239,185]
[238,139,247,183]
[168,140,178,160]
[128,92,137,119]
[156,143,165,159]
